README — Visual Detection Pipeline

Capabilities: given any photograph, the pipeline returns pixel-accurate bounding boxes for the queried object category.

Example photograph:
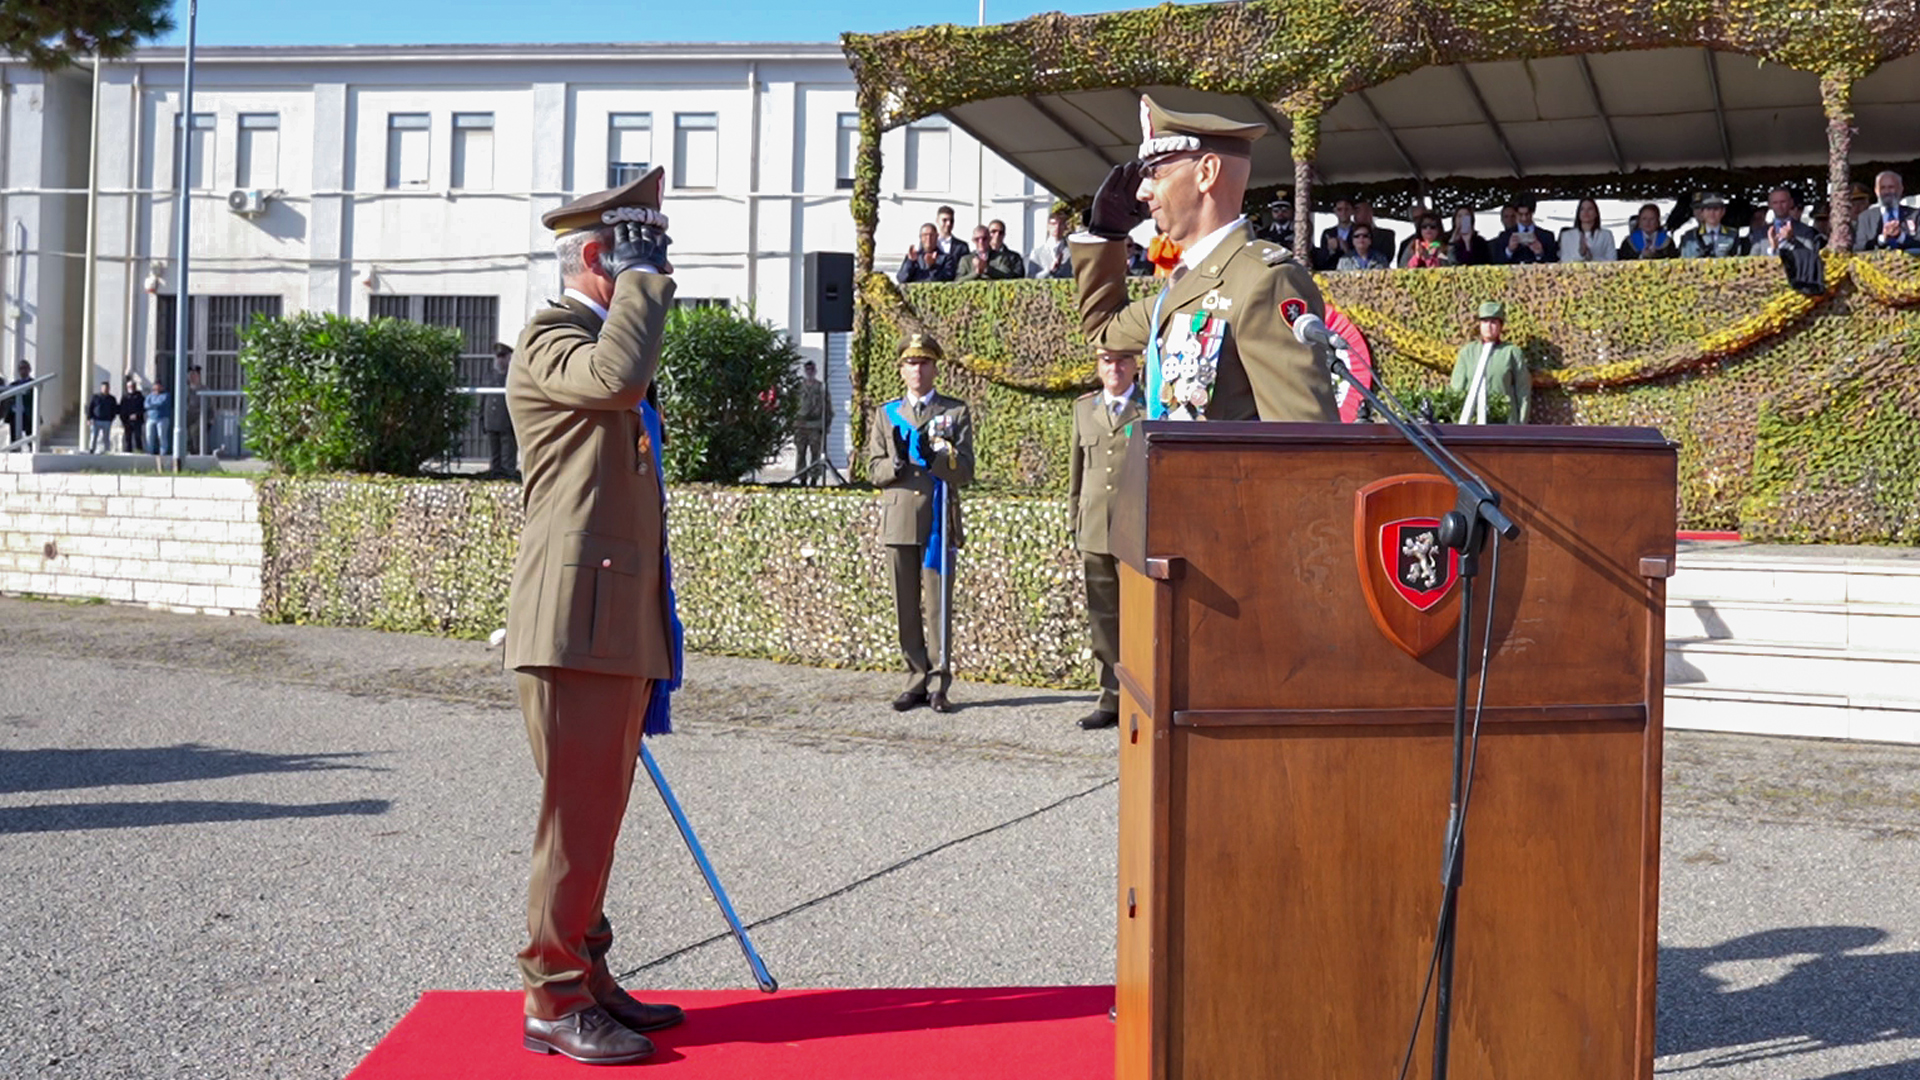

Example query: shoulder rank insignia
[1256,243,1296,267]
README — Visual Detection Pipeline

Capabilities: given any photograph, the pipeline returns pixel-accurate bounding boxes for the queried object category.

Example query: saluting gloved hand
[1087,160,1148,241]
[602,220,673,276]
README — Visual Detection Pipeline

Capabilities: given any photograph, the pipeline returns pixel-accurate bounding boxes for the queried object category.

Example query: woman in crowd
[1447,208,1491,266]
[1620,203,1677,260]
[1398,213,1453,268]
[1336,225,1392,270]
[1559,198,1618,262]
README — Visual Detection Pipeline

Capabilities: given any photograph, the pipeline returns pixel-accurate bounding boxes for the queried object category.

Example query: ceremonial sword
[640,741,779,993]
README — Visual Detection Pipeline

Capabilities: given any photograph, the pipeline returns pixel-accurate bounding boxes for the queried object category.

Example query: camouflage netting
[258,479,1099,689]
[853,253,1920,538]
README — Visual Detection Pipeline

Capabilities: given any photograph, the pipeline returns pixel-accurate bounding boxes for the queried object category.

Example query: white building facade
[2,42,1055,461]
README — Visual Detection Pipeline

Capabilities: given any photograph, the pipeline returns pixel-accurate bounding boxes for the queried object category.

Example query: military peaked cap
[1137,95,1266,160]
[542,166,668,235]
[898,333,944,362]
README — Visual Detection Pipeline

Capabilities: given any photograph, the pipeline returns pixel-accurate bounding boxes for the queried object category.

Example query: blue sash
[884,400,948,573]
[638,399,684,737]
[1141,283,1174,420]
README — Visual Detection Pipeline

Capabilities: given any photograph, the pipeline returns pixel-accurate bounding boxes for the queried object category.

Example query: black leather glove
[1087,161,1147,240]
[601,220,671,276]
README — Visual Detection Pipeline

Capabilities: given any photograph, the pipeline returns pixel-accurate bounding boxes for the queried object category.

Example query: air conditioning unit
[226,189,270,217]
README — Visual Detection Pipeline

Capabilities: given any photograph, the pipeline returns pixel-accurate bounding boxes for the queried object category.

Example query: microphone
[1288,311,1352,356]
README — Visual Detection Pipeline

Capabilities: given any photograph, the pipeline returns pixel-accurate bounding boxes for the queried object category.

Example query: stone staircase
[1666,542,1920,744]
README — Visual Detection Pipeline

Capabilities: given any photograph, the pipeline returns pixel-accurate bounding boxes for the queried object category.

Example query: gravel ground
[0,597,1915,1079]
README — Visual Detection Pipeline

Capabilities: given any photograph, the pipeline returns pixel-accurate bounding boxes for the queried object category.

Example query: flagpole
[169,0,199,469]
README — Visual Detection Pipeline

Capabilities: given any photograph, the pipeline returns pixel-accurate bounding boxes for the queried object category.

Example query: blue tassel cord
[639,400,682,737]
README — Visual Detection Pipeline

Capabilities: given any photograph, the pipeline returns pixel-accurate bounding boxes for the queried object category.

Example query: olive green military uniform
[1069,385,1145,715]
[865,386,976,695]
[1449,302,1532,424]
[505,169,676,1022]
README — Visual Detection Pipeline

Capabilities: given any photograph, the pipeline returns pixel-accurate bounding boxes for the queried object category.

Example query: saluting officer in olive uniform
[503,167,684,1066]
[1071,96,1338,424]
[1069,347,1145,730]
[866,334,975,714]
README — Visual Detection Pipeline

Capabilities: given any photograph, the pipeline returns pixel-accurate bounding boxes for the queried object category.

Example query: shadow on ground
[1660,926,1919,1070]
[0,744,386,794]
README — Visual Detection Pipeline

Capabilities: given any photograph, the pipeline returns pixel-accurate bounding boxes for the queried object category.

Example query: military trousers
[515,666,652,1019]
[890,543,954,694]
[794,425,825,480]
[1082,551,1121,714]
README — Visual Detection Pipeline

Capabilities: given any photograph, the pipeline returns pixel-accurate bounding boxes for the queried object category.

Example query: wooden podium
[1109,422,1675,1080]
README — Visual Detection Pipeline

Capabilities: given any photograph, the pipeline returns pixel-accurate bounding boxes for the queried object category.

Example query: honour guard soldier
[503,167,685,1065]
[866,334,975,714]
[1450,301,1532,424]
[1069,347,1145,730]
[1071,96,1338,424]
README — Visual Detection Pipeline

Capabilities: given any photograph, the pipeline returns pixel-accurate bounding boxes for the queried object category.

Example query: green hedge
[258,478,1097,689]
[853,255,1920,542]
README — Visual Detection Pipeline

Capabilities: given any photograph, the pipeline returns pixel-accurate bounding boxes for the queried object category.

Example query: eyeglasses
[1421,223,1441,231]
[1139,153,1199,180]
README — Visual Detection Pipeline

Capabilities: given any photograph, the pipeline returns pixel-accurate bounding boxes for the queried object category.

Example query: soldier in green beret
[1449,301,1531,424]
[1071,96,1338,424]
[1068,347,1145,730]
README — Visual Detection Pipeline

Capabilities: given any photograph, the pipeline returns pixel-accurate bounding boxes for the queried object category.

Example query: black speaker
[804,251,855,333]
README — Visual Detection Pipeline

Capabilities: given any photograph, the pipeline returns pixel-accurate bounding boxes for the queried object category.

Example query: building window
[904,116,950,192]
[174,112,215,191]
[451,112,494,191]
[235,113,279,190]
[674,297,727,310]
[155,294,283,392]
[673,113,718,189]
[387,113,431,189]
[607,113,652,188]
[834,112,858,191]
[368,295,500,459]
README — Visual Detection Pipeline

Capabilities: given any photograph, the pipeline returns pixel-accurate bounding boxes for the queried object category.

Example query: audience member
[86,381,118,453]
[483,342,518,479]
[1447,208,1492,266]
[144,378,173,457]
[1679,193,1746,258]
[1496,200,1558,264]
[934,205,969,263]
[1147,228,1181,277]
[794,359,831,485]
[955,225,994,281]
[898,223,955,283]
[1853,171,1919,252]
[1258,195,1295,250]
[1559,198,1617,262]
[1450,301,1530,424]
[968,220,1026,280]
[1028,212,1072,278]
[1353,198,1396,261]
[4,360,32,446]
[1125,238,1152,276]
[184,365,205,455]
[1336,225,1392,270]
[1399,214,1452,268]
[1620,203,1677,260]
[1317,197,1357,270]
[118,375,145,452]
[1499,203,1519,235]
[1751,187,1823,255]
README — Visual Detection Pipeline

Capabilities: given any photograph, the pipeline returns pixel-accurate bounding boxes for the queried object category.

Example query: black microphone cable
[1392,528,1505,1080]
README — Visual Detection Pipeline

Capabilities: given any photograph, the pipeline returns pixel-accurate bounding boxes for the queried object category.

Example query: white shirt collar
[563,288,609,322]
[910,390,936,410]
[1100,389,1134,411]
[1178,217,1248,272]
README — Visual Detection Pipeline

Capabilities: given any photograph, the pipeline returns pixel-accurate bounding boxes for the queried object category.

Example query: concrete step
[1666,638,1920,701]
[1666,599,1920,652]
[1666,684,1920,743]
[1671,554,1920,607]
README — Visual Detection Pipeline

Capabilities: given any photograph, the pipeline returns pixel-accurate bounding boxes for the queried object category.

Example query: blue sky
[152,1,1150,47]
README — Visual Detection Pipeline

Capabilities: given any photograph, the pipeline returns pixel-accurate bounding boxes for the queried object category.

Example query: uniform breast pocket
[560,531,642,660]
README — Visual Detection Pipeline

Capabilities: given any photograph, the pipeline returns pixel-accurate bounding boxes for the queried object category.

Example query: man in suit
[483,342,519,479]
[1853,171,1920,251]
[1450,301,1531,425]
[865,333,975,713]
[1068,347,1144,730]
[1070,95,1339,424]
[503,167,685,1066]
[1749,187,1823,256]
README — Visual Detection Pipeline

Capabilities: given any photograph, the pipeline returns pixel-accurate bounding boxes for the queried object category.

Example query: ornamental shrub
[240,313,467,475]
[656,304,803,483]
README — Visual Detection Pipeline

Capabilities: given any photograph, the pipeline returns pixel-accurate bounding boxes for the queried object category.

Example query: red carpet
[346,987,1115,1078]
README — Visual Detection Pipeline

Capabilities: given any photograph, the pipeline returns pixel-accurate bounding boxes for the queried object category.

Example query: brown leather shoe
[597,983,686,1033]
[523,1006,655,1065]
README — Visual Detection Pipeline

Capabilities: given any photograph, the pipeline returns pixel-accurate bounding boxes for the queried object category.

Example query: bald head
[1137,151,1252,250]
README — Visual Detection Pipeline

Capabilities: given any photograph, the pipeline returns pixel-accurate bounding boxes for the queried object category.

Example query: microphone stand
[1326,347,1518,1080]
